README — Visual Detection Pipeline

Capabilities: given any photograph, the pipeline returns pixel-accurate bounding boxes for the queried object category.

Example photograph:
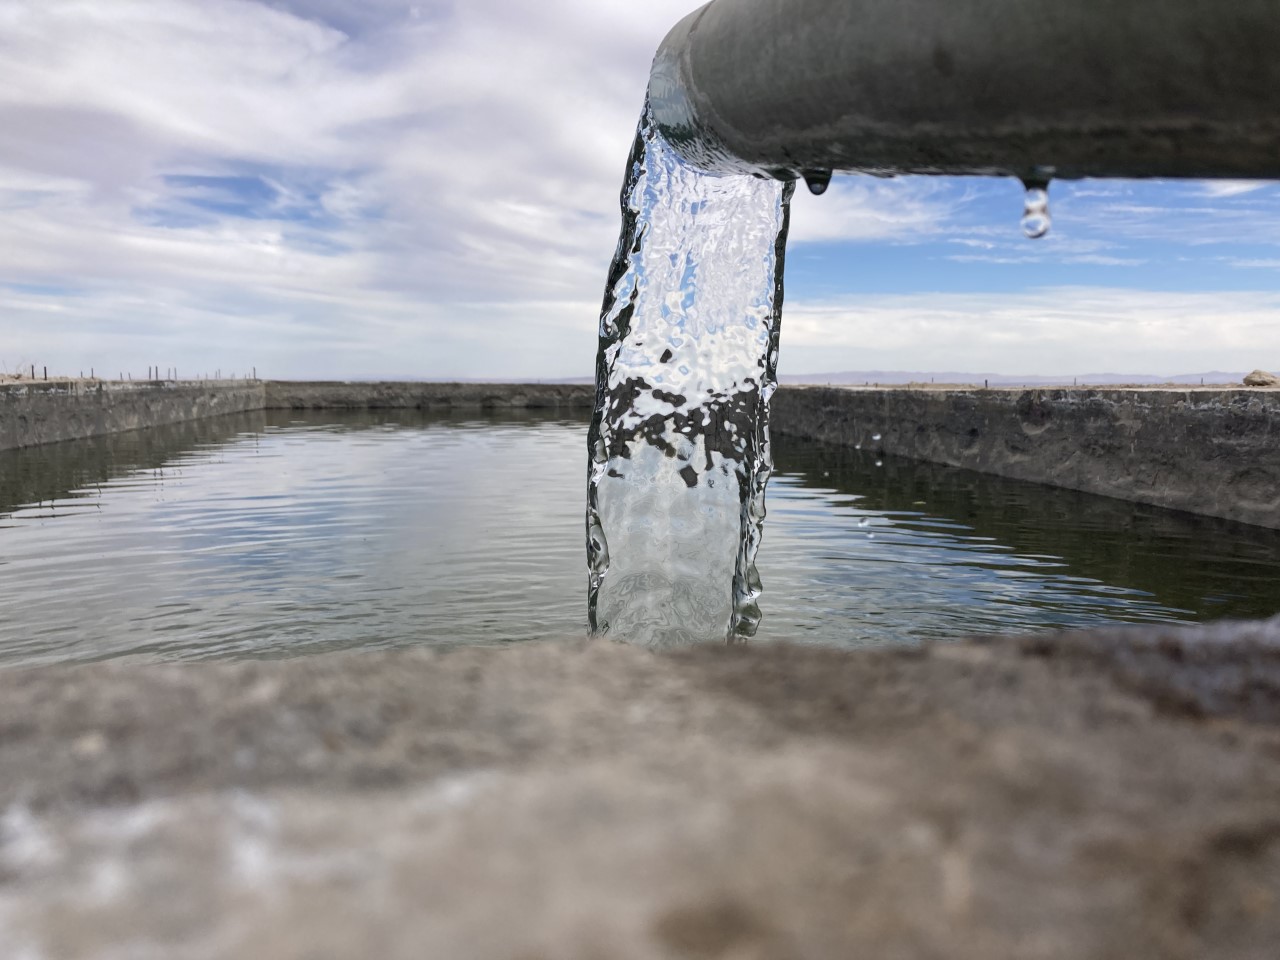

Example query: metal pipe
[650,0,1280,181]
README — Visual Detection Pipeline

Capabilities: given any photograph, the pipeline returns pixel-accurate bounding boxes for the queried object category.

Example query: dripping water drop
[802,169,832,196]
[1020,182,1051,239]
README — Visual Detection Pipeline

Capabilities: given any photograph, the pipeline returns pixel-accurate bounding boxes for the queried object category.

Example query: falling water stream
[588,101,793,646]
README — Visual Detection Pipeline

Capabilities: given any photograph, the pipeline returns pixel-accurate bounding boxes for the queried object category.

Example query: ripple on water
[0,410,1278,665]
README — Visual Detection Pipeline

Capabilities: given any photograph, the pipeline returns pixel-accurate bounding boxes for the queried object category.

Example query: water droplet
[802,169,832,196]
[1020,182,1051,239]
[872,433,882,441]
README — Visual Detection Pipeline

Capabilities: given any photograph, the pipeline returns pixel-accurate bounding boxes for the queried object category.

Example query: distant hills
[778,371,1248,387]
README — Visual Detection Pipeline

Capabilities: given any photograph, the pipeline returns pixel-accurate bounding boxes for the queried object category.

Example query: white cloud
[0,0,700,378]
[1197,180,1270,199]
[1228,258,1280,269]
[1058,194,1280,247]
[1,2,1277,381]
[778,289,1280,377]
[787,178,956,244]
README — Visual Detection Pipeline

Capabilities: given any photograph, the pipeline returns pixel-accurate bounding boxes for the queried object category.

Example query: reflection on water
[0,410,1277,665]
[758,435,1280,644]
[0,410,587,665]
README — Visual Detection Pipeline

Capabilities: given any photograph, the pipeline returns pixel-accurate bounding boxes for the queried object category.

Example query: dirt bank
[2,621,1278,958]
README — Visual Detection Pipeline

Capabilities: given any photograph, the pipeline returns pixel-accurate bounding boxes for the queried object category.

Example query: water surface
[1,410,1277,665]
[762,434,1280,642]
[0,411,584,664]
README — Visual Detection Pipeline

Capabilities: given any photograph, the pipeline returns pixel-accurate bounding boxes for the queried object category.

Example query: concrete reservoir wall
[0,380,595,453]
[3,380,1277,530]
[262,380,594,411]
[770,386,1280,530]
[0,380,266,453]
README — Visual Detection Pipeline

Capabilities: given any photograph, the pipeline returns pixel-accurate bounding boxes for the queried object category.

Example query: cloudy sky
[2,0,1278,381]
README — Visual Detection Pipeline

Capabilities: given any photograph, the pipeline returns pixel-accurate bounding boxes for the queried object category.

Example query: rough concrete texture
[0,381,266,452]
[263,380,593,411]
[771,385,1280,530]
[0,381,593,453]
[2,622,1279,958]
